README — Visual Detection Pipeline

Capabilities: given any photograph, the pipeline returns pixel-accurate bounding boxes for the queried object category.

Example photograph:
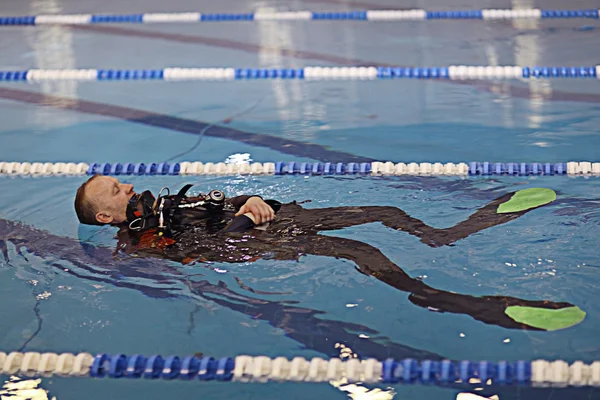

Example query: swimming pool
[1,0,599,398]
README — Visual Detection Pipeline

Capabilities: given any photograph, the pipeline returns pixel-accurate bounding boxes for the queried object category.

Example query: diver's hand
[236,197,275,224]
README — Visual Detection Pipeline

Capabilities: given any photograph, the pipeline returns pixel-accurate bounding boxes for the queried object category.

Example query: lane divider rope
[2,351,600,387]
[1,161,599,177]
[0,9,598,25]
[0,66,598,82]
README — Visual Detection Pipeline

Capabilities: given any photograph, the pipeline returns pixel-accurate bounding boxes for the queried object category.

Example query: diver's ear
[96,211,114,225]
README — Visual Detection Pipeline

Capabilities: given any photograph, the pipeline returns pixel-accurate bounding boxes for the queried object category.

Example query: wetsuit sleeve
[228,195,257,210]
[222,215,255,233]
[228,195,281,213]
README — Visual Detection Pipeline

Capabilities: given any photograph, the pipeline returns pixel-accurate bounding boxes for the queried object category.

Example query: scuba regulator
[126,184,227,232]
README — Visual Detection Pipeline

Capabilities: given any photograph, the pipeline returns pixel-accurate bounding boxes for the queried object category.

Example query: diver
[73,175,585,332]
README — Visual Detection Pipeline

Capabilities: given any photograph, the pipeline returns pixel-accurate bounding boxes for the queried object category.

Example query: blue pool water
[1,0,600,399]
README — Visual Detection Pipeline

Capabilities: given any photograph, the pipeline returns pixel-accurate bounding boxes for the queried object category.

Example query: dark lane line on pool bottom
[0,87,373,163]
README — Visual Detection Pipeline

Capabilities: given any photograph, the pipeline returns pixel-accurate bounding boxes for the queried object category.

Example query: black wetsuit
[116,192,574,331]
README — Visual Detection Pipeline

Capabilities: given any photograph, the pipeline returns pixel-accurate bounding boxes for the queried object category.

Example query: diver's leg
[300,234,426,292]
[301,234,582,331]
[294,188,555,247]
[415,188,556,246]
[286,204,438,238]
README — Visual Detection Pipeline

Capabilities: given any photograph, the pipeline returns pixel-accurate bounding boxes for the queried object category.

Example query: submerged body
[115,188,584,332]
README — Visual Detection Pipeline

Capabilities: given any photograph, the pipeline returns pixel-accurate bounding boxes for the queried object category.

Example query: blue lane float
[0,9,598,25]
[80,161,594,176]
[0,351,597,387]
[1,66,599,82]
[92,162,571,176]
[90,354,235,381]
[1,161,599,176]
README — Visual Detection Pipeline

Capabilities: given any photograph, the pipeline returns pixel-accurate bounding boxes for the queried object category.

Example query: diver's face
[87,176,136,225]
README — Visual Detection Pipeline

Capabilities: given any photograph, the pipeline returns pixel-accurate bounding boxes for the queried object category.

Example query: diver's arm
[222,196,280,232]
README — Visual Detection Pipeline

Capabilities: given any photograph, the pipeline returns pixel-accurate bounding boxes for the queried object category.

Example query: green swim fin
[497,188,556,214]
[505,305,586,331]
[495,188,578,331]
